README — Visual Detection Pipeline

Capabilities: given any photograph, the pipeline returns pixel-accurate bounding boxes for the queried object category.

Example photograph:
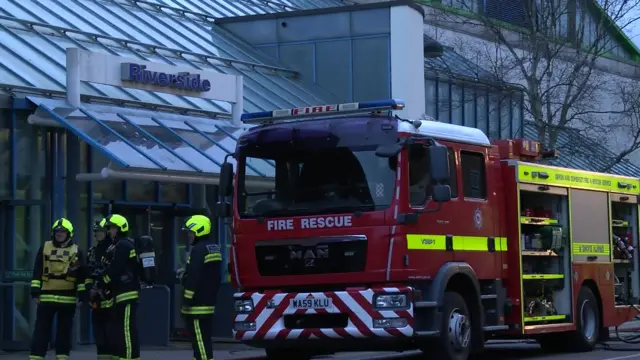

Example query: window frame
[447,148,459,199]
[460,150,487,200]
[407,144,459,208]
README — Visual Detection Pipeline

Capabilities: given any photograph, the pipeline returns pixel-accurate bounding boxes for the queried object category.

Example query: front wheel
[424,291,473,360]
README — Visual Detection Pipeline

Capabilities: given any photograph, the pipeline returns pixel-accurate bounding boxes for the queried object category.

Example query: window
[461,151,487,199]
[409,146,458,204]
[451,85,463,125]
[425,79,437,118]
[409,144,430,206]
[447,149,458,198]
[237,144,395,218]
[438,81,451,122]
[0,115,9,198]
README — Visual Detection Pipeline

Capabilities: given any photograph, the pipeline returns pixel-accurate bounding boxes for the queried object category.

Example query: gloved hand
[176,268,186,281]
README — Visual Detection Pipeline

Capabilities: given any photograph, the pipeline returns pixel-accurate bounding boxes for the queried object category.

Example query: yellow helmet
[182,215,211,237]
[106,214,129,233]
[52,218,74,238]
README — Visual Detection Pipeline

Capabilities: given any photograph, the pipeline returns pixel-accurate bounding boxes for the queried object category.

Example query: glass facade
[1,107,232,348]
[425,78,524,139]
[1,110,50,348]
[0,114,8,198]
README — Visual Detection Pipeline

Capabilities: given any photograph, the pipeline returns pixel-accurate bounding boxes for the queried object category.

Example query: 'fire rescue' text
[267,216,353,231]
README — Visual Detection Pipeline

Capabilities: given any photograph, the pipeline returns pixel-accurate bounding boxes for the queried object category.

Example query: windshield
[237,145,396,218]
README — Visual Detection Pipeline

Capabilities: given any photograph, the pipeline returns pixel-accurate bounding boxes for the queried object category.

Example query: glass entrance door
[0,201,48,350]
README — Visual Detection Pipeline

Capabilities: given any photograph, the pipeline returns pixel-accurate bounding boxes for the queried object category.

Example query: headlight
[234,298,254,313]
[374,293,408,309]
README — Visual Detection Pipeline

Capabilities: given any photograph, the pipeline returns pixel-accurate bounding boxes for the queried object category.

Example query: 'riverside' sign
[121,63,212,92]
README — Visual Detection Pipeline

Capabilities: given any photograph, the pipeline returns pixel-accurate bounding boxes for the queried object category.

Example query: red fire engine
[215,99,640,360]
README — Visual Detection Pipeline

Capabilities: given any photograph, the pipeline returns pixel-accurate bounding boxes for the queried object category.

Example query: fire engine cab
[215,99,640,360]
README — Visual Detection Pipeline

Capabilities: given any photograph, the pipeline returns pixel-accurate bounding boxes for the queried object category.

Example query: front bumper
[232,287,416,341]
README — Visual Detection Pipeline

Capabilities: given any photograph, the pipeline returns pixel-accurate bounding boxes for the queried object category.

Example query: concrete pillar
[390,5,426,120]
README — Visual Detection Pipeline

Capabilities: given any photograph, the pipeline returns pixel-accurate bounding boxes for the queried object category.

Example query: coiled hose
[600,304,640,351]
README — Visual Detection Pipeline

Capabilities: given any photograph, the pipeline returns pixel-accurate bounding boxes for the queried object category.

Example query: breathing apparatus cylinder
[136,235,157,285]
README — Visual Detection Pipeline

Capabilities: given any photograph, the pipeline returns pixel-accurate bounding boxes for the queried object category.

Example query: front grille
[255,236,367,276]
[284,313,349,329]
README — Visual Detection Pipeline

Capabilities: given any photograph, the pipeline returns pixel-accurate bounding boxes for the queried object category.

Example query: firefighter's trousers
[108,302,139,359]
[29,303,76,359]
[91,307,112,359]
[186,315,214,360]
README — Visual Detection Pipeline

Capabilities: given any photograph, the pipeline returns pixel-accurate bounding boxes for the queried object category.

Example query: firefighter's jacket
[30,240,87,305]
[96,237,140,305]
[85,239,114,309]
[181,239,222,316]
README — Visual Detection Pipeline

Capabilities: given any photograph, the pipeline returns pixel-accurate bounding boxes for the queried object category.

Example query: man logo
[290,245,329,267]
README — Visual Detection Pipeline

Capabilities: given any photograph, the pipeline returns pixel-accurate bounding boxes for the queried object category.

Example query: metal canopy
[26,97,276,186]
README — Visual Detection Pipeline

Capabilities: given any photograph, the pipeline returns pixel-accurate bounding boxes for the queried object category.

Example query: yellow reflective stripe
[517,163,640,194]
[129,249,136,258]
[125,304,132,359]
[31,280,41,288]
[455,236,488,251]
[56,355,69,359]
[100,298,114,308]
[225,273,231,283]
[521,216,559,225]
[524,314,567,323]
[85,278,94,285]
[522,274,564,280]
[187,256,191,264]
[407,234,447,250]
[29,356,44,359]
[182,306,215,315]
[406,234,507,251]
[77,284,86,291]
[115,291,139,303]
[204,253,222,263]
[184,289,194,299]
[194,319,207,360]
[103,275,111,283]
[573,242,610,255]
[39,294,76,304]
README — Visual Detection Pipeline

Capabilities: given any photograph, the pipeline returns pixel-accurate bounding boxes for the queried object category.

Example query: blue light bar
[241,99,405,124]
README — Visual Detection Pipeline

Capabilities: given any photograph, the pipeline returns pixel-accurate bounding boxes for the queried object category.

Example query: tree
[423,0,640,169]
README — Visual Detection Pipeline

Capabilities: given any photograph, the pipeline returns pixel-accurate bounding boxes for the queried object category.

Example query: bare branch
[422,0,640,170]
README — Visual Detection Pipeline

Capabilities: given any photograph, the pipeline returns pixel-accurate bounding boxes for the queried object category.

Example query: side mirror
[375,143,403,158]
[219,162,234,197]
[432,184,451,202]
[427,145,450,183]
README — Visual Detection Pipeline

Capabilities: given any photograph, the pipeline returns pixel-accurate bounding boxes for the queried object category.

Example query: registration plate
[290,297,333,310]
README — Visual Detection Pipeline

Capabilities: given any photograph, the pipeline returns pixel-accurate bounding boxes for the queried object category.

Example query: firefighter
[181,215,222,360]
[95,214,140,360]
[85,218,114,360]
[29,218,87,360]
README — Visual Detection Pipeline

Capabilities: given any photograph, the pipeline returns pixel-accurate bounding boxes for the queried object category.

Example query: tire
[538,286,600,353]
[427,291,473,360]
[265,348,312,360]
[571,286,601,351]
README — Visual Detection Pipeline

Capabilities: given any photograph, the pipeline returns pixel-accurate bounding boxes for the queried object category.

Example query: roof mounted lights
[240,99,406,125]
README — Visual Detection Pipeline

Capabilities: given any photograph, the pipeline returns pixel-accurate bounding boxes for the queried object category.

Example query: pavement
[2,340,640,360]
[4,325,640,360]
